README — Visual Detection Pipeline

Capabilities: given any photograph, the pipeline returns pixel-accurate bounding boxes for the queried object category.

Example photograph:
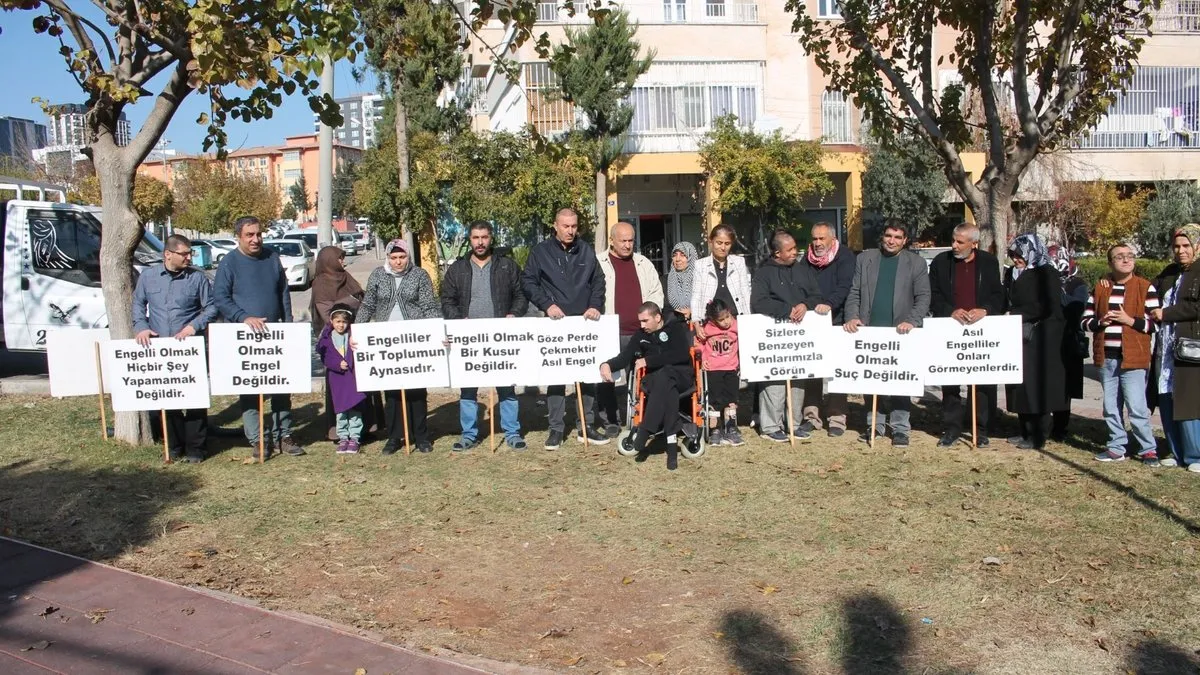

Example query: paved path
[0,538,528,675]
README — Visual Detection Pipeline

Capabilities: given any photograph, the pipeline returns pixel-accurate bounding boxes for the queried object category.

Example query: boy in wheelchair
[599,301,694,468]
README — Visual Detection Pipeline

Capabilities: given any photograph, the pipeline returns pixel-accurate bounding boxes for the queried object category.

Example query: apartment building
[138,135,363,221]
[313,93,386,150]
[466,0,1200,266]
[0,116,48,169]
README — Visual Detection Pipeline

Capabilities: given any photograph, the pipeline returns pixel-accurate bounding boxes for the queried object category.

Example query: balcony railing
[1074,66,1200,149]
[536,0,761,24]
[1145,0,1200,33]
[821,91,855,144]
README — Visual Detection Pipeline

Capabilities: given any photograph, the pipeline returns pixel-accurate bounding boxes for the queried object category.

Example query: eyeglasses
[1111,254,1135,262]
[169,249,193,257]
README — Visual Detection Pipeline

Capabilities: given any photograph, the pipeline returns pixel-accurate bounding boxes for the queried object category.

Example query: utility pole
[317,53,335,249]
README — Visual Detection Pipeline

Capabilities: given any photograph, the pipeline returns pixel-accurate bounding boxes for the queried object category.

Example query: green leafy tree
[699,115,834,258]
[2,0,360,444]
[1139,182,1200,259]
[280,202,299,221]
[173,161,279,234]
[549,9,654,249]
[289,176,312,220]
[861,134,949,244]
[786,0,1159,252]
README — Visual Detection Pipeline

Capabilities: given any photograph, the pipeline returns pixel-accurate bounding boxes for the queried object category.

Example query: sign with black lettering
[737,312,836,382]
[827,328,926,397]
[352,319,450,391]
[444,317,538,388]
[533,315,620,386]
[922,316,1023,385]
[103,337,211,411]
[208,323,312,395]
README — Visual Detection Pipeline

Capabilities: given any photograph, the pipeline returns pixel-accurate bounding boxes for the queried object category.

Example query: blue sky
[0,12,377,155]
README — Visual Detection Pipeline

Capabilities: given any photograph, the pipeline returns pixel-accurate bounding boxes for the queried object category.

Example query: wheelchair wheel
[679,423,705,459]
[616,429,640,457]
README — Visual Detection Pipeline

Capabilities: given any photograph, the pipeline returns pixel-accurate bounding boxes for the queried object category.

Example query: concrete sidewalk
[0,537,535,674]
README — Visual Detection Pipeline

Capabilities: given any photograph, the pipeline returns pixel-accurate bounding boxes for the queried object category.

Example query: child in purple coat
[317,305,367,453]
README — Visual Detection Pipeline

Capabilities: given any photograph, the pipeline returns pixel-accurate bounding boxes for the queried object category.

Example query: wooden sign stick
[785,378,796,448]
[94,342,108,440]
[575,382,589,447]
[401,389,411,456]
[161,410,171,463]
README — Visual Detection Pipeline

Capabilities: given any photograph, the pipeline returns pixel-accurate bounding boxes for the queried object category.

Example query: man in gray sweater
[213,216,305,458]
[843,220,931,448]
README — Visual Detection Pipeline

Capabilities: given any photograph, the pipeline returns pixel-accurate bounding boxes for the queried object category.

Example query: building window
[1077,65,1200,149]
[523,62,575,134]
[663,0,687,22]
[818,0,841,18]
[630,84,758,132]
[259,157,267,166]
[283,150,300,162]
[283,168,302,181]
[821,90,854,143]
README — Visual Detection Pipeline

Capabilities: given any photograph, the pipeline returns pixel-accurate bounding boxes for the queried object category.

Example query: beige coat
[597,251,664,315]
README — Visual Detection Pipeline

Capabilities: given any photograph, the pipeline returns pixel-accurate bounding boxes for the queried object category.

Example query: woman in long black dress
[1048,245,1088,440]
[1004,234,1067,449]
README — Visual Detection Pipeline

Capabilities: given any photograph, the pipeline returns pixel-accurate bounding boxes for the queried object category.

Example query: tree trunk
[93,139,153,445]
[392,89,442,281]
[594,169,608,251]
[971,182,1016,257]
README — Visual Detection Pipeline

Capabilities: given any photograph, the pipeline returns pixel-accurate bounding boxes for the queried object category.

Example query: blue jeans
[865,395,911,437]
[1158,393,1200,466]
[239,394,292,445]
[460,387,521,442]
[1099,360,1156,454]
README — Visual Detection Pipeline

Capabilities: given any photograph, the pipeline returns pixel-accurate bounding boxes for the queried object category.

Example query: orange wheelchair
[615,347,710,459]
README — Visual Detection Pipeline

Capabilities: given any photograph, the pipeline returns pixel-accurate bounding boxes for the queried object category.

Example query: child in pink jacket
[696,298,743,446]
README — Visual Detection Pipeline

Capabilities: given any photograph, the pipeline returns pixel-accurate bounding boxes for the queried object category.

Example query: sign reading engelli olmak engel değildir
[208,323,313,395]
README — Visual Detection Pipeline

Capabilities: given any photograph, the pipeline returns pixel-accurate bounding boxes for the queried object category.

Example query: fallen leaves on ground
[84,608,112,624]
[36,606,58,618]
[21,640,52,651]
[752,580,779,595]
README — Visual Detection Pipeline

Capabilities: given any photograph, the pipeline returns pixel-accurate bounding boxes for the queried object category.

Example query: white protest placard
[103,337,211,412]
[46,328,111,397]
[445,317,541,389]
[208,322,312,395]
[737,312,837,382]
[827,327,927,397]
[534,315,620,386]
[352,318,450,391]
[921,315,1024,385]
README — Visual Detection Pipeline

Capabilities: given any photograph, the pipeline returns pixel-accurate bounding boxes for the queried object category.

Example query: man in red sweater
[596,221,664,436]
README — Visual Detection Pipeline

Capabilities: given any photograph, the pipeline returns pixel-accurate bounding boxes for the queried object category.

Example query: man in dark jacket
[521,207,609,450]
[442,221,530,451]
[600,302,693,469]
[796,222,855,437]
[750,230,825,442]
[929,223,1006,448]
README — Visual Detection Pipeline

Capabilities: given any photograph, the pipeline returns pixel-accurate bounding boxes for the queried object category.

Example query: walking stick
[489,388,496,453]
[401,389,412,456]
[575,382,589,447]
[94,343,108,440]
[161,409,171,463]
[258,393,265,463]
[785,378,796,448]
[869,395,879,448]
[971,385,978,449]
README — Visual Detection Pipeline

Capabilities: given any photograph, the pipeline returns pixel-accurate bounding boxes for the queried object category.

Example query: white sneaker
[1188,463,1200,473]
[1161,457,1179,468]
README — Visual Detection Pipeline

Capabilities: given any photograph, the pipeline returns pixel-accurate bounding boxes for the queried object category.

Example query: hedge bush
[1075,257,1172,289]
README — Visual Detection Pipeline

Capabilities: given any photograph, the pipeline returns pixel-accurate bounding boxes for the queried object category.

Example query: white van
[2,178,163,351]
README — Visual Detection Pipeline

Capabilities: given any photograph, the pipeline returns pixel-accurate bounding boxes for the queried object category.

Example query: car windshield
[286,233,318,248]
[339,233,355,241]
[265,241,304,257]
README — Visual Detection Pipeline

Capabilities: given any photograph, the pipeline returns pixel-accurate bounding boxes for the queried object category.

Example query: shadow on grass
[1033,446,1200,535]
[0,458,201,618]
[719,609,807,675]
[840,593,912,675]
[1125,640,1200,674]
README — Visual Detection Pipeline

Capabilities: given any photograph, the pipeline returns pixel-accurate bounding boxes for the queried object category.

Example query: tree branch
[972,2,1007,177]
[918,8,934,115]
[1011,0,1038,138]
[88,0,190,61]
[123,61,192,173]
[43,0,108,72]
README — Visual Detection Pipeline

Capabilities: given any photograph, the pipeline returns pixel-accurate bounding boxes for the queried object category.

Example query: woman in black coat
[1048,245,1088,440]
[1004,234,1067,449]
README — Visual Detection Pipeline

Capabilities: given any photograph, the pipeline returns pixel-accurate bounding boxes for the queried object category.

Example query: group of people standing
[130,209,1200,474]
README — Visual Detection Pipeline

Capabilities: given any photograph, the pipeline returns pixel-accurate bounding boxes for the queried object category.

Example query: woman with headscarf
[1003,234,1067,449]
[1048,244,1089,441]
[359,239,441,454]
[310,245,366,440]
[665,241,698,322]
[1148,224,1200,471]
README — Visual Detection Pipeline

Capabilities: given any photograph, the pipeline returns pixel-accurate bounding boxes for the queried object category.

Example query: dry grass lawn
[0,391,1198,674]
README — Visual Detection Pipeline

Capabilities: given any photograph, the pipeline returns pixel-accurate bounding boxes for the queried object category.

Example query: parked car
[207,238,237,262]
[355,227,373,250]
[263,239,315,289]
[338,231,359,256]
[915,246,952,271]
[281,230,320,252]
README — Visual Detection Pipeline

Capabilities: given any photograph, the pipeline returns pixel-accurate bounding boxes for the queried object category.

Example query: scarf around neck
[807,238,840,268]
